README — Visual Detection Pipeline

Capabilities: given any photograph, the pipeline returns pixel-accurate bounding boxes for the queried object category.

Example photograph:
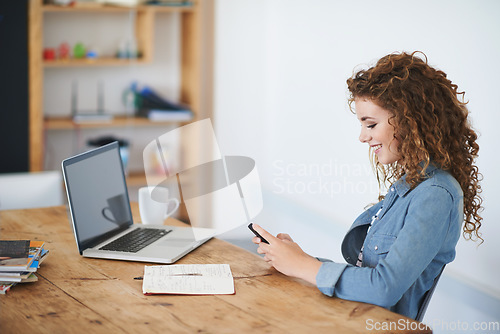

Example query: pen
[134,273,203,280]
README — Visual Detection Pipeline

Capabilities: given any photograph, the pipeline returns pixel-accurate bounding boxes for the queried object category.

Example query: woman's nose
[359,127,371,143]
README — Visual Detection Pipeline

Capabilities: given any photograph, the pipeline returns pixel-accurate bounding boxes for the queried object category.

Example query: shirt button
[391,188,395,192]
[374,246,378,250]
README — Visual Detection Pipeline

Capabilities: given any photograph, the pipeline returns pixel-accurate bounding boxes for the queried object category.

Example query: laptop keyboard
[99,228,172,253]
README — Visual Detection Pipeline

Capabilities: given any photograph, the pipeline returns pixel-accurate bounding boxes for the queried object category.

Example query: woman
[252,51,483,319]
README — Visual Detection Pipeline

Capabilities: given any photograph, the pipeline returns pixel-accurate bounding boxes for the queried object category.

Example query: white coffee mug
[138,186,180,225]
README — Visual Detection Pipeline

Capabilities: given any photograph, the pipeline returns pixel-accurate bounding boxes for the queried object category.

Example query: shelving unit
[28,0,209,172]
[28,0,214,222]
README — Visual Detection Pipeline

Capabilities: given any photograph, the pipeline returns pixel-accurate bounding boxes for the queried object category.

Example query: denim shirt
[316,164,463,319]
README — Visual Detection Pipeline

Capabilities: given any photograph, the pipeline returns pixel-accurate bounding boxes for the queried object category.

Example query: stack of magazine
[0,240,49,294]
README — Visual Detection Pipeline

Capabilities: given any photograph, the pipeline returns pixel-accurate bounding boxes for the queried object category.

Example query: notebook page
[142,264,235,295]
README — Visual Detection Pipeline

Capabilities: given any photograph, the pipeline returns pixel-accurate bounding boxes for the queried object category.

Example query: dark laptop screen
[62,142,132,253]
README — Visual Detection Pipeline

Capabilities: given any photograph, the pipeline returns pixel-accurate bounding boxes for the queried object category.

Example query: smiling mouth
[372,144,382,153]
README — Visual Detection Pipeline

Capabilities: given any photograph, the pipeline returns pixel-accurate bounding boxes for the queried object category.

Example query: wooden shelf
[42,4,136,13]
[44,115,186,130]
[43,57,149,68]
[42,4,195,14]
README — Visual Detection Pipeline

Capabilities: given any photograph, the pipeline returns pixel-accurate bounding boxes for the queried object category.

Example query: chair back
[0,171,63,210]
[415,265,446,322]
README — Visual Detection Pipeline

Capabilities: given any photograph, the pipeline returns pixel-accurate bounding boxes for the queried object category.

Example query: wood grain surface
[0,205,431,333]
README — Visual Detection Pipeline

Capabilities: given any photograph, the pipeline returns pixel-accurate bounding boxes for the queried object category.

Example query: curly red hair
[347,51,483,243]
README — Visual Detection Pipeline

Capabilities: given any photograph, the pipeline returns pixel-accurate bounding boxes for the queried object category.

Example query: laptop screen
[62,142,133,253]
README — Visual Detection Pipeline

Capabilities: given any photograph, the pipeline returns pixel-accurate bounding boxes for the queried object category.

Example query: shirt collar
[393,161,439,197]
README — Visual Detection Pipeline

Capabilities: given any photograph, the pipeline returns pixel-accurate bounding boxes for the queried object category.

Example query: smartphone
[248,223,269,244]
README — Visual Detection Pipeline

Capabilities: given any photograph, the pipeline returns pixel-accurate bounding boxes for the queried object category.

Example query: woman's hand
[251,224,322,285]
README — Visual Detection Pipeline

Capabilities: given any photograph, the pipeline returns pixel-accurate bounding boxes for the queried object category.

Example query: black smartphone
[248,223,269,244]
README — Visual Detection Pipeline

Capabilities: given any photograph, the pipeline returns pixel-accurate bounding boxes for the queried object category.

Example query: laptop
[62,141,209,263]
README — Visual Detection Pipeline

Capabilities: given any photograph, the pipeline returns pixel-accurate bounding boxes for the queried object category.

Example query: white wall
[214,0,500,297]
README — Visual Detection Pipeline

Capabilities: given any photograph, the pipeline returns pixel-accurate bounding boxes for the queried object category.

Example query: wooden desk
[0,206,431,333]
